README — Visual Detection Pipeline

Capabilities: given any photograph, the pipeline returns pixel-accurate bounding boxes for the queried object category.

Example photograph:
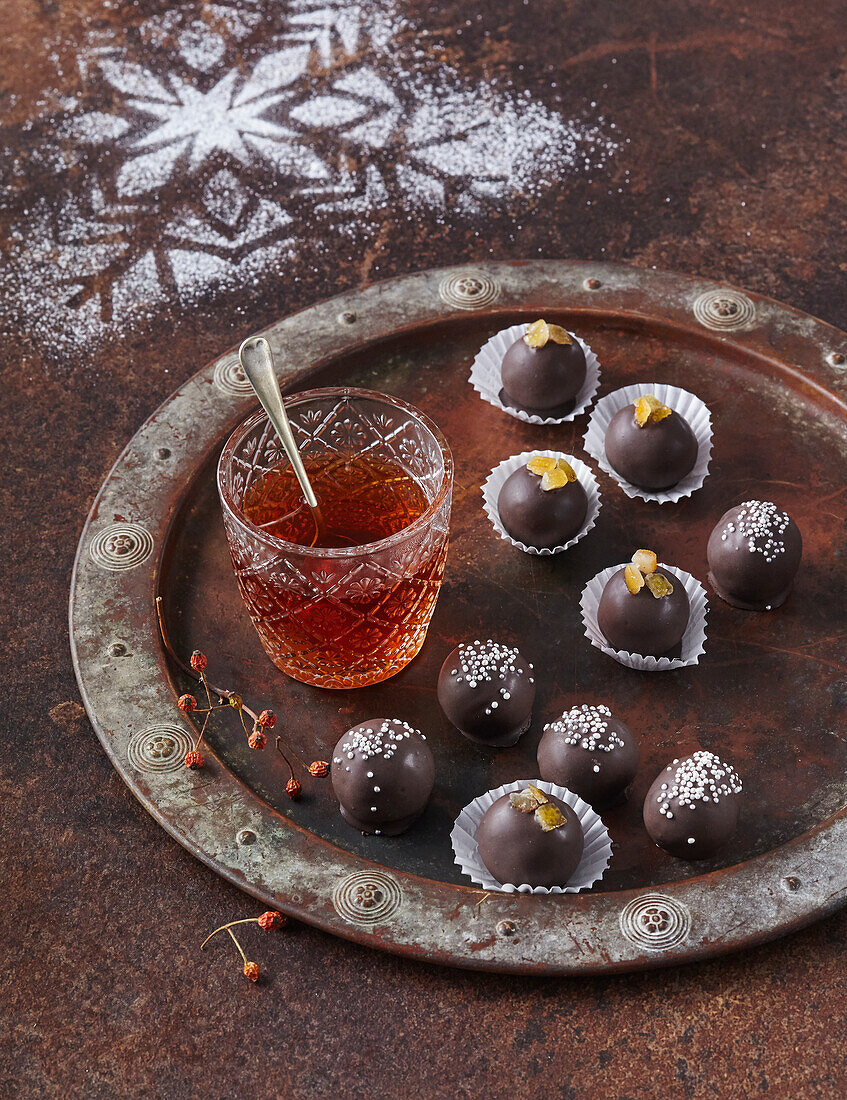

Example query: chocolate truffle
[604,393,698,490]
[437,640,535,747]
[497,455,588,550]
[643,751,742,860]
[331,718,434,836]
[477,784,584,888]
[707,500,802,611]
[538,704,640,809]
[500,319,587,416]
[597,550,690,658]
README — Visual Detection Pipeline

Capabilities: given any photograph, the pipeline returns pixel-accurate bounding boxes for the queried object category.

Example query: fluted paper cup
[580,562,708,671]
[481,451,601,555]
[583,382,713,503]
[470,323,601,425]
[451,779,612,894]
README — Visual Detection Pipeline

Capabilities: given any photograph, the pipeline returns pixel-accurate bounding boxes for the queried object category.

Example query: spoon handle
[238,336,318,509]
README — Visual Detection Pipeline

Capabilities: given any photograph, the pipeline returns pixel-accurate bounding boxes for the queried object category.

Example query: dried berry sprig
[200,910,287,984]
[178,678,217,767]
[157,597,266,729]
[155,596,316,774]
[276,737,302,801]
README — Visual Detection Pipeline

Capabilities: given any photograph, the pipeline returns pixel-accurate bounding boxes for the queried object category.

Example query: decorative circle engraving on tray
[438,271,500,310]
[213,356,255,397]
[332,871,403,925]
[127,724,194,773]
[89,522,154,572]
[619,893,692,951]
[692,288,757,331]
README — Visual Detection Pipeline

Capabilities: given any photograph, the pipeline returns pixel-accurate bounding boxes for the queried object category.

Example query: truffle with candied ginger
[477,784,584,888]
[497,455,588,550]
[499,319,587,416]
[437,640,535,747]
[597,550,690,658]
[707,500,802,611]
[643,751,742,860]
[537,704,640,809]
[331,718,434,836]
[604,393,698,490]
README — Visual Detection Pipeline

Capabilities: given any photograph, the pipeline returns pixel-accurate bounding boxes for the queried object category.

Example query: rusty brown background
[3,0,847,1096]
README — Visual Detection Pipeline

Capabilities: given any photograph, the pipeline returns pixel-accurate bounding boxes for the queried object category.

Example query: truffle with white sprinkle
[437,640,535,746]
[537,704,640,808]
[708,500,802,610]
[331,718,434,836]
[643,750,743,860]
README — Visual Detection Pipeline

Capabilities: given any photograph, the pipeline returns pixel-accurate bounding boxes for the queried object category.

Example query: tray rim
[69,259,847,975]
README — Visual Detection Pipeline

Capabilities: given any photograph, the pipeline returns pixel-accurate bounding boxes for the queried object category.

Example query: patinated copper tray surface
[70,261,847,973]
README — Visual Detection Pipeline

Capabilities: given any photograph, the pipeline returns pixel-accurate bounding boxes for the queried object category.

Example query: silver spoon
[239,335,344,547]
[239,336,317,506]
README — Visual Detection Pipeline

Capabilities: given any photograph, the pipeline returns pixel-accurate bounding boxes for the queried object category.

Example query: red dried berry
[184,750,204,769]
[308,760,329,778]
[178,694,197,713]
[243,961,260,982]
[257,910,285,931]
[285,777,302,801]
[190,650,208,672]
[258,710,277,729]
[248,730,267,750]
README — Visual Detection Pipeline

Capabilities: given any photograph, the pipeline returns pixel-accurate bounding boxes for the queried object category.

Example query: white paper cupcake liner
[469,323,601,425]
[583,382,713,503]
[580,562,709,671]
[451,779,612,894]
[481,451,601,556]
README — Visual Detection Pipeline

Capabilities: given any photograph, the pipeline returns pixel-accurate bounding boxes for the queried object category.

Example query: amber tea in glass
[218,388,453,689]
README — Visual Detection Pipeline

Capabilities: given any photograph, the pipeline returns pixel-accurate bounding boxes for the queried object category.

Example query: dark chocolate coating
[500,334,586,413]
[707,501,802,610]
[437,641,535,747]
[477,792,584,888]
[643,752,742,860]
[597,567,690,657]
[497,465,588,550]
[537,706,640,809]
[331,718,434,836]
[604,406,698,490]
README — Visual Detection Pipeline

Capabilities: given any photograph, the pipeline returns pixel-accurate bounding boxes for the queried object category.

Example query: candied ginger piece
[645,572,674,598]
[524,319,550,348]
[632,549,657,574]
[535,803,567,831]
[527,455,557,476]
[634,393,671,426]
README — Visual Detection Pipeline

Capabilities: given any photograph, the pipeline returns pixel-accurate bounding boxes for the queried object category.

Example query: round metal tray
[70,261,847,974]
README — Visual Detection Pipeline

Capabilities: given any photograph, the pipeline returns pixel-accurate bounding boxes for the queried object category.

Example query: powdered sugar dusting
[1,1,620,364]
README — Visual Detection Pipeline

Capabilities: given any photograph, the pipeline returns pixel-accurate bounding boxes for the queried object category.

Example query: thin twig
[227,927,248,965]
[275,736,295,781]
[193,711,211,753]
[474,891,493,914]
[200,918,258,951]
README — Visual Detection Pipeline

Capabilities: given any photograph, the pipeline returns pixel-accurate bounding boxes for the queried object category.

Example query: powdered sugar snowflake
[286,0,406,62]
[1,0,619,363]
